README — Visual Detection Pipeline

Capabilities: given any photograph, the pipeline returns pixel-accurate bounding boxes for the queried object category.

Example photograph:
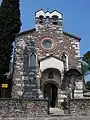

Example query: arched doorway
[62,68,82,98]
[41,68,61,108]
[44,83,58,108]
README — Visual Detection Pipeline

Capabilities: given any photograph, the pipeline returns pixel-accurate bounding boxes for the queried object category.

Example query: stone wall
[0,98,49,118]
[70,98,90,115]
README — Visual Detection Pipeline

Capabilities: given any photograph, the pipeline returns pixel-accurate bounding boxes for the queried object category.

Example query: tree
[0,0,21,79]
[83,51,90,66]
[82,51,90,74]
[85,81,90,90]
[82,51,90,90]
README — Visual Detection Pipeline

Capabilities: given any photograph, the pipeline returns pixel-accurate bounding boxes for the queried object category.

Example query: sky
[0,0,90,56]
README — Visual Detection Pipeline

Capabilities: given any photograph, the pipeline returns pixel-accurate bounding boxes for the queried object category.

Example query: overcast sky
[0,0,90,56]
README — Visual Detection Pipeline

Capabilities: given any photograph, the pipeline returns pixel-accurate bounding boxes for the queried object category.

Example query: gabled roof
[35,9,43,15]
[50,10,63,16]
[64,68,82,76]
[39,55,62,62]
[35,9,63,18]
[16,28,81,41]
[63,31,81,41]
[16,28,36,37]
[39,55,64,72]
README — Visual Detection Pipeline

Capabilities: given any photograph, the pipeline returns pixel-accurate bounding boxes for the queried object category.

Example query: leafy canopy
[0,0,21,78]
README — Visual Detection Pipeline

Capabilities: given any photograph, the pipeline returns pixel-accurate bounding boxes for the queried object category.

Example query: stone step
[49,108,64,116]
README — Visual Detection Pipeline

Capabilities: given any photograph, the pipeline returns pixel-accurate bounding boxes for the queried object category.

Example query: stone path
[0,108,90,120]
[0,116,90,120]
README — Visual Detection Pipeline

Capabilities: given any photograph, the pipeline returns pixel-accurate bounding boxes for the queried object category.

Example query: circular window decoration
[42,39,52,48]
[41,37,55,50]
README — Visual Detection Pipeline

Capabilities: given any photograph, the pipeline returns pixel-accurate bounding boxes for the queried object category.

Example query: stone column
[37,70,44,99]
[58,88,61,107]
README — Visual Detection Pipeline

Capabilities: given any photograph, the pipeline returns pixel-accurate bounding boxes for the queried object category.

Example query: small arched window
[29,52,36,68]
[52,15,58,25]
[48,72,53,79]
[60,53,68,70]
[39,15,44,24]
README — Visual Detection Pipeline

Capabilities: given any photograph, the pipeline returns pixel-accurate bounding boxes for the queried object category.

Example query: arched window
[39,15,44,24]
[39,15,44,19]
[48,72,53,79]
[29,53,36,68]
[60,53,68,70]
[52,15,58,25]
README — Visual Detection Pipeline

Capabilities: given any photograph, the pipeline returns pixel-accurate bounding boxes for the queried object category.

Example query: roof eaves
[63,31,81,41]
[39,55,61,62]
[50,10,63,16]
[16,28,36,37]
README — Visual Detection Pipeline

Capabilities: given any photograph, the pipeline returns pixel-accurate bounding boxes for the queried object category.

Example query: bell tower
[35,9,63,29]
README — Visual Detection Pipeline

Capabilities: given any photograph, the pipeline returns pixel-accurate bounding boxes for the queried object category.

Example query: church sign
[2,84,8,88]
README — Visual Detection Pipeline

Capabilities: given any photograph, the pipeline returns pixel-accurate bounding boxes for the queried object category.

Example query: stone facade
[70,98,90,115]
[0,99,49,118]
[11,9,84,111]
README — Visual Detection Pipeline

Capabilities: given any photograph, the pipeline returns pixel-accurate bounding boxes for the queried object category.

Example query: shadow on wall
[23,40,39,99]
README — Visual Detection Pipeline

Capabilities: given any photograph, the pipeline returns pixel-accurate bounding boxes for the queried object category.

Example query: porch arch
[41,68,61,90]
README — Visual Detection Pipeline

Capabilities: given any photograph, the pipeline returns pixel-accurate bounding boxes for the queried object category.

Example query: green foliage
[0,0,21,78]
[82,62,90,75]
[82,51,90,75]
[83,51,90,66]
[82,51,90,90]
[85,81,90,90]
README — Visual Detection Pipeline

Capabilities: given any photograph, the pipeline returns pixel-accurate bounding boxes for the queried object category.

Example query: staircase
[50,108,64,116]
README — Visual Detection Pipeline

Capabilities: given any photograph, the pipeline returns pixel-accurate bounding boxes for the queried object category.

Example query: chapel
[12,9,83,108]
